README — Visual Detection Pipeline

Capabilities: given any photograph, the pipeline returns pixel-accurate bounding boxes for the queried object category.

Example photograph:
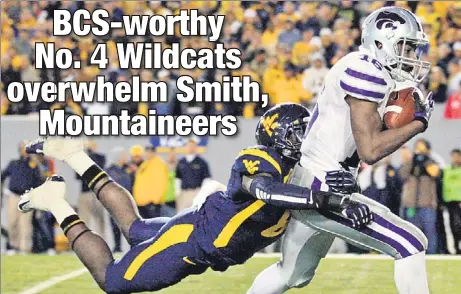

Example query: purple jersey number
[360,54,383,71]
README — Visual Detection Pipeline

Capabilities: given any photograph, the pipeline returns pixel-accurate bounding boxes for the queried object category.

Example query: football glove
[413,89,434,131]
[325,170,360,194]
[341,200,373,229]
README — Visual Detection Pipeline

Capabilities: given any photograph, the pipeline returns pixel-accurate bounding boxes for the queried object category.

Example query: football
[383,87,416,129]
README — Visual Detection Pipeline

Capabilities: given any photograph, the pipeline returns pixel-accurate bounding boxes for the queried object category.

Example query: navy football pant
[105,209,209,294]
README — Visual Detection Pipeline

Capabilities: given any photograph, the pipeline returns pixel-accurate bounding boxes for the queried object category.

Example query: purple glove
[342,200,374,229]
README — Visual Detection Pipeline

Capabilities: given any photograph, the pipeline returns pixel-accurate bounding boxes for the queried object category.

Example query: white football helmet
[361,6,431,83]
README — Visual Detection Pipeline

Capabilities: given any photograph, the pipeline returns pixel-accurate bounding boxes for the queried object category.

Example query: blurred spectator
[292,29,314,66]
[447,59,461,95]
[77,140,106,237]
[302,53,328,108]
[426,66,448,103]
[32,155,56,255]
[250,49,269,81]
[129,145,145,174]
[399,145,413,167]
[278,19,302,49]
[175,139,211,212]
[444,80,461,119]
[157,70,178,115]
[336,1,361,29]
[1,56,32,114]
[133,146,169,219]
[399,139,441,254]
[13,30,33,56]
[319,28,337,67]
[261,20,281,55]
[358,157,402,216]
[20,57,40,85]
[442,149,461,254]
[263,57,283,104]
[436,43,453,75]
[162,148,178,217]
[106,147,133,252]
[271,62,312,106]
[1,141,43,254]
[317,2,336,28]
[296,3,321,35]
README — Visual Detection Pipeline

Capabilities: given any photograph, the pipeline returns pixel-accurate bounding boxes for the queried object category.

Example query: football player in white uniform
[248,7,434,294]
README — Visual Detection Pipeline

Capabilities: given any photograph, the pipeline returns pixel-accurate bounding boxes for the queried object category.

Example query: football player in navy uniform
[19,103,372,293]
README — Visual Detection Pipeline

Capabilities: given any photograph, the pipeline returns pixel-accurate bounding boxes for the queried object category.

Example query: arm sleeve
[1,163,12,182]
[202,159,211,179]
[175,162,182,179]
[242,175,348,210]
[338,56,391,103]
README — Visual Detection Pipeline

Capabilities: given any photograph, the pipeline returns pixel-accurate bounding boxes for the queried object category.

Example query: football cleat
[26,137,85,161]
[18,175,66,213]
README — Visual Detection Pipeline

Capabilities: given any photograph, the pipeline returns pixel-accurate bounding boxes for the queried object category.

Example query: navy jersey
[106,146,296,293]
[195,145,294,267]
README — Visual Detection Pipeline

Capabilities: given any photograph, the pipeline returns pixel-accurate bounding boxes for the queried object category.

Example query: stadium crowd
[1,1,461,118]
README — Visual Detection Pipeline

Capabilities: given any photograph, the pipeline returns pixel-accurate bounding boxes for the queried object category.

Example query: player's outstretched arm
[242,174,346,210]
[242,174,372,228]
[347,96,425,165]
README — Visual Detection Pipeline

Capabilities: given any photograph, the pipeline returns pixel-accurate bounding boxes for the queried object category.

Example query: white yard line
[254,253,461,260]
[17,268,88,294]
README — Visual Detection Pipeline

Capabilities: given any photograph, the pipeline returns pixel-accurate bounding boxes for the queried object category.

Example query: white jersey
[300,48,395,184]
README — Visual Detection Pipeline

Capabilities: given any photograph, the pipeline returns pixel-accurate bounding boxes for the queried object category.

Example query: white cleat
[25,137,85,161]
[18,175,67,213]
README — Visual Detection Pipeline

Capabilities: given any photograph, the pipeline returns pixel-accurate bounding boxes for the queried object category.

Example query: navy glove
[342,200,373,229]
[325,170,360,194]
[413,89,434,131]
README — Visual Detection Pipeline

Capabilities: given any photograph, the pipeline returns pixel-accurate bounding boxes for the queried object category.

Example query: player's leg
[448,203,461,253]
[26,138,140,241]
[301,193,429,294]
[128,217,171,247]
[92,196,106,237]
[105,209,209,293]
[19,176,114,291]
[247,217,335,294]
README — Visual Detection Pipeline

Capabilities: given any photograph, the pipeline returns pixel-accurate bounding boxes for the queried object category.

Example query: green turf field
[2,254,460,294]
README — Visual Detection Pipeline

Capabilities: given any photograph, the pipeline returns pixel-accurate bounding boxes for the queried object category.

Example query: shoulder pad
[234,145,283,179]
[338,52,393,103]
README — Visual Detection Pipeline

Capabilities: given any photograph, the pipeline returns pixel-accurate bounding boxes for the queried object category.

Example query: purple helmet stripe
[373,215,424,252]
[340,81,386,99]
[345,68,387,86]
[319,210,412,258]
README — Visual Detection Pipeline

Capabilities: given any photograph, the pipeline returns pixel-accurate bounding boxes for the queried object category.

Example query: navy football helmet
[255,103,311,162]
